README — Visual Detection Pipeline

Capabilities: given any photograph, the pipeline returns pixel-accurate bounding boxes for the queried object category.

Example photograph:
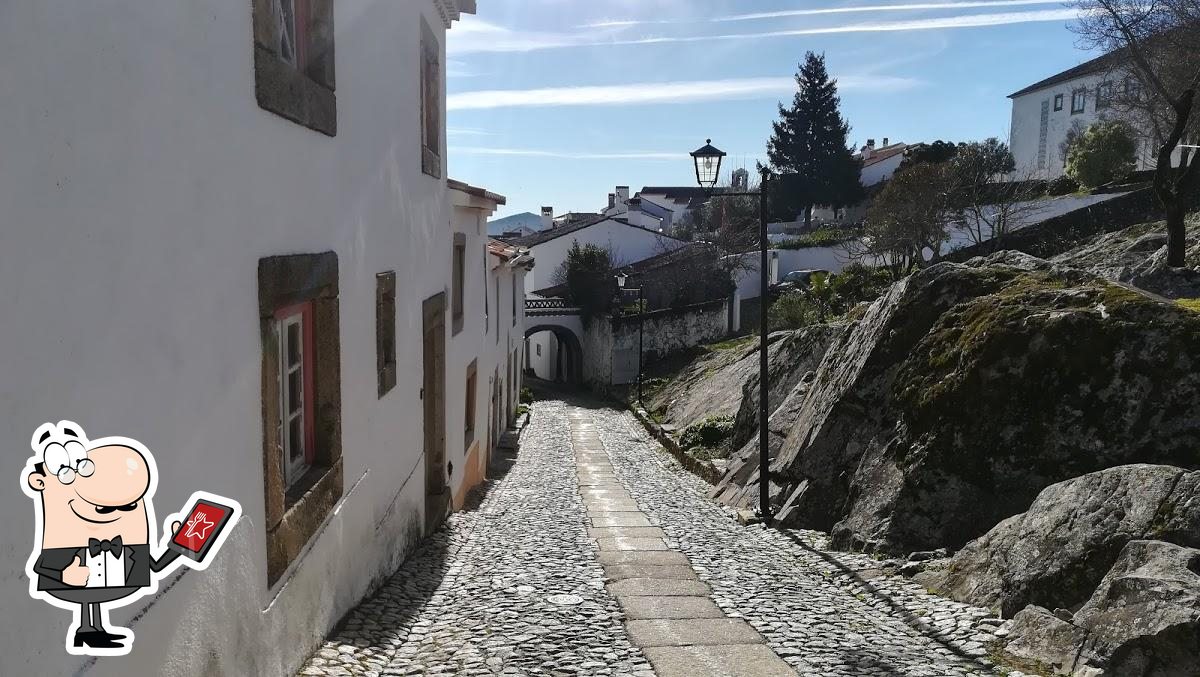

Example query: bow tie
[87,537,123,557]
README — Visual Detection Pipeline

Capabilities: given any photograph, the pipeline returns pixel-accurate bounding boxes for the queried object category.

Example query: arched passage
[524,324,583,384]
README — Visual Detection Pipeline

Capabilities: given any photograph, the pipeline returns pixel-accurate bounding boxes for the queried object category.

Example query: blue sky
[446,0,1098,219]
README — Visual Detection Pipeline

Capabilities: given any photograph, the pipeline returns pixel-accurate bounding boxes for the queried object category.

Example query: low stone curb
[625,403,722,484]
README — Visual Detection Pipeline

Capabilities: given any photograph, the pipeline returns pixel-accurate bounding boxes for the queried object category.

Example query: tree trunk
[1166,203,1186,267]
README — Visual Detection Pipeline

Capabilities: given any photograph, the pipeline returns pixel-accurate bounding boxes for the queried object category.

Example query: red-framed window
[275,301,316,486]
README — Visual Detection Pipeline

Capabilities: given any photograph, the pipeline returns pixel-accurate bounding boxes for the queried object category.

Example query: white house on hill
[1009,51,1190,179]
[812,138,908,223]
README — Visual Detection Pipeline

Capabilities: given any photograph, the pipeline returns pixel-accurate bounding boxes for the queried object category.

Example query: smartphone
[167,497,238,563]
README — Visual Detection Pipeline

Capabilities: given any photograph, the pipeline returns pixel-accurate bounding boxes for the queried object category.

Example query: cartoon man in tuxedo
[21,421,240,656]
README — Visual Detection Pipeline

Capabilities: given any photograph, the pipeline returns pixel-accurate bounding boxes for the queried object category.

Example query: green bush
[519,387,534,405]
[1065,121,1137,188]
[1046,175,1081,196]
[776,228,856,249]
[769,291,820,330]
[679,415,736,450]
[828,264,892,314]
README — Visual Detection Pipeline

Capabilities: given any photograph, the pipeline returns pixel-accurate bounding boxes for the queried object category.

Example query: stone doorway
[422,292,448,535]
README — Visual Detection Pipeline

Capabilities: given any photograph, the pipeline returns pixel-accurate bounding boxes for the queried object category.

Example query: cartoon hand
[63,560,89,587]
[172,521,182,535]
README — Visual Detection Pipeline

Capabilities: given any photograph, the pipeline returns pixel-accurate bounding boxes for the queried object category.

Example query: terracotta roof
[487,239,525,261]
[1008,51,1122,98]
[504,216,687,248]
[860,143,908,168]
[447,178,507,205]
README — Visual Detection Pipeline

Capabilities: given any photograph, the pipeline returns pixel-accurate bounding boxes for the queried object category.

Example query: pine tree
[766,52,865,228]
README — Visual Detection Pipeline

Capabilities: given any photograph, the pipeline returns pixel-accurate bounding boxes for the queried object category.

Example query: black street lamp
[616,273,644,404]
[691,139,773,525]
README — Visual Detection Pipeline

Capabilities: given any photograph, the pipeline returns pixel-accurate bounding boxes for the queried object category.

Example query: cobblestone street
[299,398,1011,677]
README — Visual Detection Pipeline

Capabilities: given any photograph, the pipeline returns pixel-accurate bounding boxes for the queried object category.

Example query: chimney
[615,186,630,204]
[608,193,615,210]
[867,139,876,149]
[628,198,641,213]
[861,140,873,160]
[540,206,553,231]
[882,137,889,147]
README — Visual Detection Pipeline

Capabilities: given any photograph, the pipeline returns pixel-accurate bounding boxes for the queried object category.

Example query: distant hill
[488,212,546,237]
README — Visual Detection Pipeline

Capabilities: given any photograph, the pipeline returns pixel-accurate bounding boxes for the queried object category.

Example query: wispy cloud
[450,9,1079,55]
[448,127,494,136]
[451,147,684,160]
[448,75,922,111]
[586,0,1067,27]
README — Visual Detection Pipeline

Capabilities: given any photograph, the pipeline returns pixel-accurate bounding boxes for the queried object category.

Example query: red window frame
[275,301,316,474]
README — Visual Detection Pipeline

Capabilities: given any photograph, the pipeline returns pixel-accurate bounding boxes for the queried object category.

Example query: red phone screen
[172,500,230,553]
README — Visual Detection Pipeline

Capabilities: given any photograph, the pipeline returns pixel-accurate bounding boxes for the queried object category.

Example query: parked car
[775,268,829,291]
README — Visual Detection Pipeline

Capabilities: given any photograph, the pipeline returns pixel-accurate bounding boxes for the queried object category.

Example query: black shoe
[96,629,127,641]
[73,631,125,649]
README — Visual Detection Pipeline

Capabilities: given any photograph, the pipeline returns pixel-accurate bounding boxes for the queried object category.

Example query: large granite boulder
[1053,217,1200,299]
[647,327,838,436]
[1000,540,1200,676]
[917,465,1200,617]
[757,251,1200,553]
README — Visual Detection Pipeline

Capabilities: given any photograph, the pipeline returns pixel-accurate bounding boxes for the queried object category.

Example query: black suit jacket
[34,544,167,591]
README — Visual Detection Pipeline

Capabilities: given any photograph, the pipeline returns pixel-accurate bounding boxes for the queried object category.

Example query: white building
[0,1,530,675]
[812,138,908,223]
[1009,52,1188,179]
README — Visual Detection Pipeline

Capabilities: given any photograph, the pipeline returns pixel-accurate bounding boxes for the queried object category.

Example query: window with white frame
[276,302,314,487]
[1071,88,1086,114]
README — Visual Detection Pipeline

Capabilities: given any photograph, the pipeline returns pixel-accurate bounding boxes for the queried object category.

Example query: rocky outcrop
[647,327,840,438]
[1052,217,1200,299]
[917,465,1200,617]
[732,251,1200,554]
[1000,540,1200,676]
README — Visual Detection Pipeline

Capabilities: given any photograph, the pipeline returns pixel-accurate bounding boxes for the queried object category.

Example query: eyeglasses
[44,441,95,485]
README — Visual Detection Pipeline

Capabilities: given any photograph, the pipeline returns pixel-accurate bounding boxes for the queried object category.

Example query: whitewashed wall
[525,220,687,292]
[0,1,478,676]
[1009,70,1185,179]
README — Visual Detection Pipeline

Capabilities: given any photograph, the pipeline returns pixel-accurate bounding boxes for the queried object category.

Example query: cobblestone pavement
[585,404,1007,677]
[299,400,651,676]
[299,398,1012,677]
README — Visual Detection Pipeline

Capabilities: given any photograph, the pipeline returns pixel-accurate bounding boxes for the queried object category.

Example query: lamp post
[616,273,645,404]
[691,140,773,525]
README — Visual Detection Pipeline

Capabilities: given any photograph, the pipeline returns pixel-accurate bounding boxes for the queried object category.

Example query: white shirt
[84,548,126,588]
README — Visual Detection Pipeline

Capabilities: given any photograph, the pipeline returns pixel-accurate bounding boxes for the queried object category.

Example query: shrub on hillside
[1065,122,1137,188]
[679,415,736,451]
[1046,175,1081,196]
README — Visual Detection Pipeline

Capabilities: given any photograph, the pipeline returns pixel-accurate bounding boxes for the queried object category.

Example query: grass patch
[1177,298,1200,313]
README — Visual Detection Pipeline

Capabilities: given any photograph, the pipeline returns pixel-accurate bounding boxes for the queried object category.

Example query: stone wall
[583,299,730,389]
[944,188,1163,263]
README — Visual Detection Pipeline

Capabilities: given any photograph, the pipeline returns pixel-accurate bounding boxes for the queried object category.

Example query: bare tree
[947,138,1046,247]
[860,163,954,278]
[1073,0,1200,266]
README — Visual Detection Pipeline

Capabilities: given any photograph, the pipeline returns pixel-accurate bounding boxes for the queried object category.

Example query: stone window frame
[420,18,442,178]
[376,271,397,398]
[464,359,478,451]
[1095,81,1114,110]
[252,0,337,136]
[258,251,343,587]
[1053,93,1064,112]
[451,233,466,335]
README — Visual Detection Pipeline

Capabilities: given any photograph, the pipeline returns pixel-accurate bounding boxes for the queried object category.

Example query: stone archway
[524,323,584,384]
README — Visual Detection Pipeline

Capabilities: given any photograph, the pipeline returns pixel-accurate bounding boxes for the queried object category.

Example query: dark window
[452,234,465,335]
[258,252,343,586]
[465,360,478,451]
[1053,93,1064,112]
[376,271,397,398]
[511,276,517,326]
[251,0,336,136]
[1071,88,1086,114]
[1124,77,1143,102]
[1096,81,1114,110]
[421,20,442,177]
